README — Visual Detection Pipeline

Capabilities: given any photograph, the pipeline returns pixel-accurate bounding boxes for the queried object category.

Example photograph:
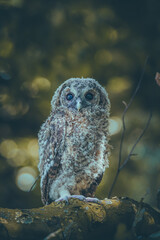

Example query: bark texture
[0,197,160,240]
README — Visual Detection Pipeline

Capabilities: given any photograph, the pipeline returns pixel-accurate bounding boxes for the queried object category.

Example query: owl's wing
[38,114,65,204]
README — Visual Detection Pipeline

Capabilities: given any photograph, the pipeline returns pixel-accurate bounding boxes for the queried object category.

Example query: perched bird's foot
[55,195,101,204]
[55,196,70,203]
[55,195,86,203]
[69,195,101,203]
[70,195,86,201]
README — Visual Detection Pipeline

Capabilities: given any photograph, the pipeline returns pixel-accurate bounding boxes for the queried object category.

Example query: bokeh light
[3,102,29,116]
[107,77,131,93]
[0,140,18,159]
[0,138,39,167]
[27,139,39,159]
[31,76,51,92]
[109,117,122,135]
[16,166,37,192]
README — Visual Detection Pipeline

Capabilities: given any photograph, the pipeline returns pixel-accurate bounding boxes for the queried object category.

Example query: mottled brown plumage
[38,78,110,205]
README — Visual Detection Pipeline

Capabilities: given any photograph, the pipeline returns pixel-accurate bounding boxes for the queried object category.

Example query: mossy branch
[0,197,160,240]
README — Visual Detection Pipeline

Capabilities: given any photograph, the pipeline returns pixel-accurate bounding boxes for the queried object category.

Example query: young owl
[38,78,110,205]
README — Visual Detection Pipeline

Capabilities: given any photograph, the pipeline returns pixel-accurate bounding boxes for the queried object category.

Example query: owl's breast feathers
[38,109,110,204]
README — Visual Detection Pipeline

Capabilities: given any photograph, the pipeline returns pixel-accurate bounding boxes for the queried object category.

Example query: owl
[38,78,110,205]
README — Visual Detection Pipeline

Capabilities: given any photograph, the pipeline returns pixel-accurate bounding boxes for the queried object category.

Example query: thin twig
[29,174,40,192]
[107,169,120,199]
[108,56,149,198]
[119,56,149,167]
[119,110,152,170]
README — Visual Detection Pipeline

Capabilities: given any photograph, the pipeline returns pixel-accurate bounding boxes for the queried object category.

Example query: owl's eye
[85,92,94,101]
[66,93,74,101]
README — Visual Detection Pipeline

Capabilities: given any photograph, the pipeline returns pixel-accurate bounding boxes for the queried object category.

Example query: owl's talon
[55,195,101,204]
[55,195,86,203]
[70,195,101,204]
[55,196,69,203]
[70,195,86,201]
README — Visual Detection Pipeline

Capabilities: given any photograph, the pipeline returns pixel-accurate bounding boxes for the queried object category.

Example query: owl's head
[51,78,110,113]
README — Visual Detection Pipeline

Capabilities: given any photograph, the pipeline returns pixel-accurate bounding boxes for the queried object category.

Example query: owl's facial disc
[61,85,100,112]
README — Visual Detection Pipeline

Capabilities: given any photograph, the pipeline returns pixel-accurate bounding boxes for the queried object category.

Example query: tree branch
[0,197,160,240]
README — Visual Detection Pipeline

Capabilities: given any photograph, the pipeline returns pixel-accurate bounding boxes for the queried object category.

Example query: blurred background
[0,0,159,209]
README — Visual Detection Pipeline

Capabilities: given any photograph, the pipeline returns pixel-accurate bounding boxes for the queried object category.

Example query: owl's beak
[76,98,82,111]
